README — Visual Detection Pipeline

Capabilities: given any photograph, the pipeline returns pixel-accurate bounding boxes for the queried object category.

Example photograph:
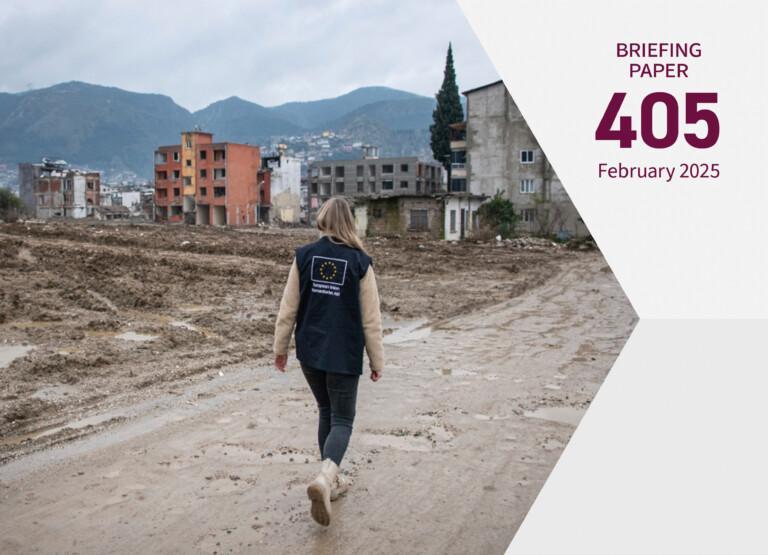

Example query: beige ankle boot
[307,459,339,526]
[330,473,350,501]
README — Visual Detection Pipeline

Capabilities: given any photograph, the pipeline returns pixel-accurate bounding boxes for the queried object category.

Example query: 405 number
[596,92,719,149]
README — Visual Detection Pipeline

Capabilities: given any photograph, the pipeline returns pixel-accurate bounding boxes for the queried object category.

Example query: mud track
[0,221,635,554]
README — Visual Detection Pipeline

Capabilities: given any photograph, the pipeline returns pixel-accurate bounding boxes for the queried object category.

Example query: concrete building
[18,159,100,219]
[262,146,302,224]
[352,192,485,241]
[458,80,588,238]
[154,131,270,226]
[307,146,443,217]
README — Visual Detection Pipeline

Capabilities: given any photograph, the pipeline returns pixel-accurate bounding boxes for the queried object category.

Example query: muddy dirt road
[0,223,635,554]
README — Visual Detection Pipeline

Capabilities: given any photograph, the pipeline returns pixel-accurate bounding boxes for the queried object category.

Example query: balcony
[450,140,467,150]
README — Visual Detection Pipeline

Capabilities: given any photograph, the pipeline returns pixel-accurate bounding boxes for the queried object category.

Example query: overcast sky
[0,0,499,111]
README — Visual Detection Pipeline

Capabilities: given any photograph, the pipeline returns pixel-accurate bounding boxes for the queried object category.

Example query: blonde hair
[316,197,368,254]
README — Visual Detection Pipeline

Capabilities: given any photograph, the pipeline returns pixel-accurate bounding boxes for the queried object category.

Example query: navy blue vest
[294,236,372,375]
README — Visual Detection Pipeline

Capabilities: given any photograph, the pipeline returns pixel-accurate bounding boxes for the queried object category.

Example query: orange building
[154,131,270,226]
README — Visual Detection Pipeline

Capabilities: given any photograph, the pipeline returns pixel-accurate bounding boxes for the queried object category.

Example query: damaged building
[18,159,100,219]
[154,131,271,226]
[262,145,302,224]
[455,80,588,238]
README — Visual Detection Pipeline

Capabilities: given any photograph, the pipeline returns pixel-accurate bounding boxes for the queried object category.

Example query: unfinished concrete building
[307,146,443,218]
[154,131,270,226]
[18,159,100,219]
[460,80,588,238]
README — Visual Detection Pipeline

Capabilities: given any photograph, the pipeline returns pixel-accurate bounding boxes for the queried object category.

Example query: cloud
[0,0,498,110]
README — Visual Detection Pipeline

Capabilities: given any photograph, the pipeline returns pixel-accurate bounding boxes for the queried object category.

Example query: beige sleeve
[273,259,300,356]
[360,266,384,373]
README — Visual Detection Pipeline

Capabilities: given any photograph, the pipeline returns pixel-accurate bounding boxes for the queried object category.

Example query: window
[382,180,394,190]
[356,165,364,177]
[155,152,168,164]
[173,187,180,197]
[369,165,376,176]
[172,170,180,179]
[450,210,457,233]
[520,179,535,194]
[416,180,421,192]
[214,168,226,179]
[185,159,192,167]
[182,177,192,186]
[173,151,180,161]
[357,182,364,193]
[451,150,466,165]
[373,208,383,218]
[520,150,534,164]
[321,183,331,196]
[382,164,394,174]
[336,182,345,194]
[521,208,536,223]
[410,209,429,231]
[200,187,207,197]
[370,181,376,193]
[322,166,332,176]
[400,180,409,189]
[185,135,192,148]
[200,150,207,160]
[400,163,409,172]
[214,187,226,198]
[311,182,318,194]
[450,178,467,192]
[156,171,167,180]
[213,149,226,161]
[335,166,345,178]
[200,169,207,179]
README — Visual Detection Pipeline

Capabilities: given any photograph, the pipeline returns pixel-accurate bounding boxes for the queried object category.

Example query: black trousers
[301,364,360,466]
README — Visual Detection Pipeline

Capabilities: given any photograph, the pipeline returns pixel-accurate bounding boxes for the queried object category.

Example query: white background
[457,1,768,552]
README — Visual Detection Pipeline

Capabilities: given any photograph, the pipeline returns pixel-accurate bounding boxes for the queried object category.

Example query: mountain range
[0,81,439,180]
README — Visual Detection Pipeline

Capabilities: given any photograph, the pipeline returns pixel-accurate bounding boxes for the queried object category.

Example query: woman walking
[273,197,384,526]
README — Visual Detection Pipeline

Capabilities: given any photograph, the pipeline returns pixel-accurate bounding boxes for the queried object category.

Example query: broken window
[156,171,168,180]
[200,150,207,160]
[416,180,421,192]
[400,181,409,189]
[382,180,394,190]
[183,177,192,186]
[200,187,207,197]
[335,167,345,178]
[173,170,180,179]
[409,209,429,231]
[357,182,364,193]
[214,187,226,198]
[369,165,376,176]
[356,165,364,177]
[400,163,409,172]
[520,208,536,222]
[157,189,168,198]
[200,169,207,179]
[520,150,535,164]
[373,208,383,218]
[214,149,226,161]
[450,210,457,233]
[186,159,192,167]
[311,182,318,194]
[173,188,180,197]
[321,183,331,196]
[155,152,168,164]
[173,152,180,161]
[382,164,394,174]
[322,166,332,176]
[336,182,345,194]
[185,135,192,148]
[214,168,226,180]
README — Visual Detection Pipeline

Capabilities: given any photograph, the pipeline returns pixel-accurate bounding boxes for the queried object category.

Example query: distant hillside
[0,82,439,179]
[192,97,303,144]
[270,86,423,129]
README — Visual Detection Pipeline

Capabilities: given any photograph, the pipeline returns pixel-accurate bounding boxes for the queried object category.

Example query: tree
[479,193,518,239]
[0,187,23,221]
[430,43,464,171]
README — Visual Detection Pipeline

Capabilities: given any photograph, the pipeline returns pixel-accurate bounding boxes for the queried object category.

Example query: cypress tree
[430,43,464,170]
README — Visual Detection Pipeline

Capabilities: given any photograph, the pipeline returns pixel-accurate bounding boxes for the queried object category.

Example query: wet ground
[0,221,636,554]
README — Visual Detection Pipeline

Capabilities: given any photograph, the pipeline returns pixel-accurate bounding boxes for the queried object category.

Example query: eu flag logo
[311,256,347,286]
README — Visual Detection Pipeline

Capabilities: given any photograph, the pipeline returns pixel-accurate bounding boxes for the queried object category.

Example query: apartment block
[307,146,443,213]
[154,131,270,226]
[458,80,588,238]
[18,159,100,219]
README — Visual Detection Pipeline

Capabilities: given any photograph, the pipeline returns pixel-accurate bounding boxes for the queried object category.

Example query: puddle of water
[0,345,34,369]
[382,316,432,345]
[524,407,585,427]
[115,331,158,342]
